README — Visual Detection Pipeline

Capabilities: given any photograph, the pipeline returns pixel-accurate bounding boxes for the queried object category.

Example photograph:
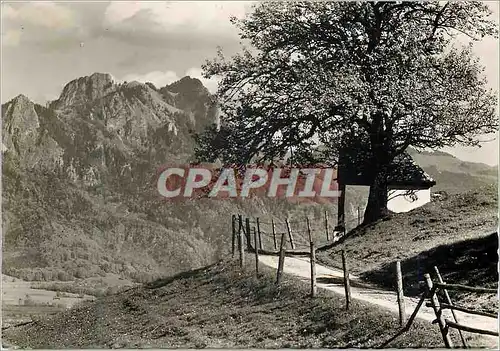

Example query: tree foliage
[195,1,498,223]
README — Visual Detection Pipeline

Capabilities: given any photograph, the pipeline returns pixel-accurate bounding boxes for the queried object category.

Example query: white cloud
[104,1,255,36]
[121,70,180,88]
[2,29,22,47]
[103,2,146,25]
[119,67,220,93]
[1,2,77,47]
[2,2,76,29]
[185,67,220,93]
[1,4,17,19]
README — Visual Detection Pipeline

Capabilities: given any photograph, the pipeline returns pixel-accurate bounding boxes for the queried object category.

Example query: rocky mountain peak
[166,76,209,96]
[2,93,42,158]
[159,76,216,132]
[3,94,38,127]
[51,72,117,109]
[11,94,33,105]
[1,72,219,173]
[2,73,218,156]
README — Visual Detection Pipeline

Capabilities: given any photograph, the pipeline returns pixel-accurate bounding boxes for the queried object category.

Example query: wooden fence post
[404,291,429,331]
[434,266,467,348]
[341,250,351,310]
[238,215,245,268]
[231,214,236,258]
[395,261,406,326]
[253,227,259,276]
[337,183,346,232]
[245,217,251,250]
[271,219,277,250]
[306,217,317,297]
[240,215,246,237]
[276,231,287,285]
[256,218,263,250]
[324,210,329,241]
[285,218,296,250]
[424,273,452,348]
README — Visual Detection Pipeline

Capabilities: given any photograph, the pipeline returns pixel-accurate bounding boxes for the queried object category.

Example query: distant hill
[338,147,497,229]
[407,148,497,194]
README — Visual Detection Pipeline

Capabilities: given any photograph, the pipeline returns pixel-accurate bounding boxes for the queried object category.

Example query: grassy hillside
[317,184,498,311]
[407,148,497,194]
[3,260,465,349]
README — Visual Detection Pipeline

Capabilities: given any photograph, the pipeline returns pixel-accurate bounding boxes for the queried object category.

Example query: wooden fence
[423,267,498,348]
[231,213,357,307]
[230,214,498,349]
[386,265,498,349]
[230,211,364,257]
[230,212,405,313]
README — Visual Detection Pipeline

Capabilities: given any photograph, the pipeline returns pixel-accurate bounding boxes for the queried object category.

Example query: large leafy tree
[195,1,498,224]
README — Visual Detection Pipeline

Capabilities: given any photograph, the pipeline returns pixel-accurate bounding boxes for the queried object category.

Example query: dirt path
[259,255,498,349]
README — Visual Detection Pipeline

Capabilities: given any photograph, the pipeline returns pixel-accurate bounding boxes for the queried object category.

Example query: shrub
[75,268,88,279]
[33,271,43,281]
[57,271,71,281]
[42,270,53,281]
[24,294,36,306]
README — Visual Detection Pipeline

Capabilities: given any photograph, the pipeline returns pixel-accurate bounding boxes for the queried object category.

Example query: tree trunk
[363,170,389,224]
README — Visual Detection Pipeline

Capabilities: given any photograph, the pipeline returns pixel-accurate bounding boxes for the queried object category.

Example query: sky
[1,1,499,166]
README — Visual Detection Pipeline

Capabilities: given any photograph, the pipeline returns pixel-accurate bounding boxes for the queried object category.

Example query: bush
[19,270,34,281]
[97,270,107,277]
[75,268,88,279]
[24,294,36,306]
[42,270,53,281]
[33,271,43,281]
[57,271,71,281]
[106,286,120,295]
[100,262,111,273]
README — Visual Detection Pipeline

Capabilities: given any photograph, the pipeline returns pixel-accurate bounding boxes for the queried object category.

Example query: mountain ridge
[1,72,226,282]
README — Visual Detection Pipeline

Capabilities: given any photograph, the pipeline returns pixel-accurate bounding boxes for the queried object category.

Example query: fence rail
[232,212,354,308]
[382,266,498,349]
[444,319,499,337]
[434,283,497,294]
[421,266,498,348]
[438,303,497,319]
[231,210,364,256]
[230,214,498,349]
